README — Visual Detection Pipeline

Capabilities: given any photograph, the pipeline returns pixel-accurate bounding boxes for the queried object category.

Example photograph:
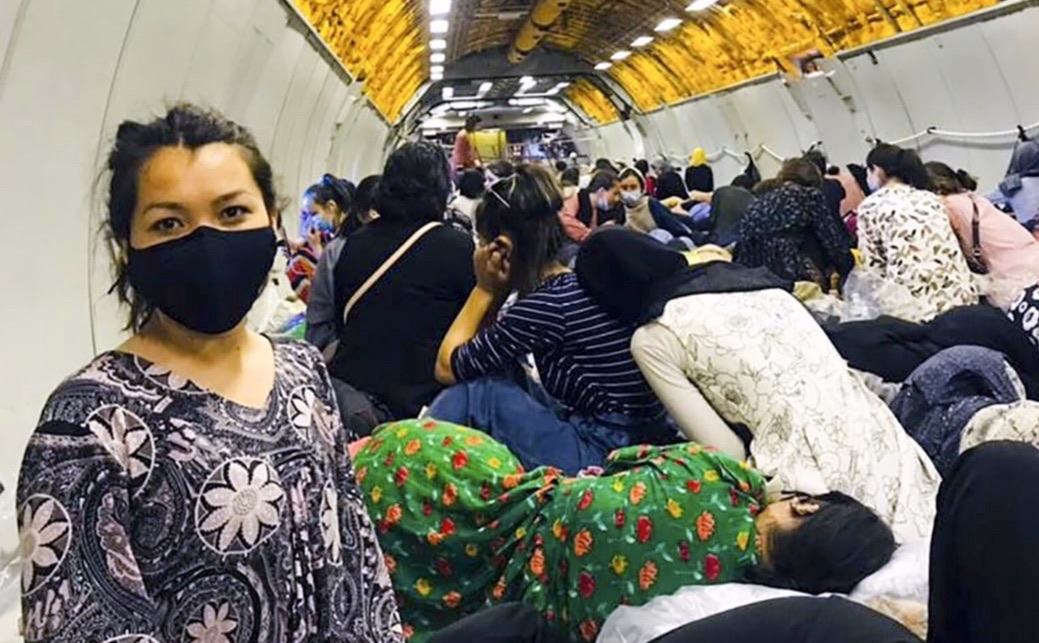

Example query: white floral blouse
[858,183,977,320]
[16,339,402,642]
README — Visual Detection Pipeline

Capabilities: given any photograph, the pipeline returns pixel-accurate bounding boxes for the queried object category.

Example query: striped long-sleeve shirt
[451,273,664,419]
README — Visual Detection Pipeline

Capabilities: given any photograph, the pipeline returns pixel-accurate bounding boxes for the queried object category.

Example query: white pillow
[850,538,930,604]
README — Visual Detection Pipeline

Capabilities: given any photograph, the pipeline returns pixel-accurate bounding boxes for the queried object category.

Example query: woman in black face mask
[15,105,402,642]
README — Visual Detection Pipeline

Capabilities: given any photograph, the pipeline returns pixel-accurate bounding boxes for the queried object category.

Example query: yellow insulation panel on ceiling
[294,0,427,122]
[567,79,621,125]
[609,0,996,113]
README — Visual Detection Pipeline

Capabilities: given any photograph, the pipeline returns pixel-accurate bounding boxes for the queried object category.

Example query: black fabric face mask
[128,226,277,335]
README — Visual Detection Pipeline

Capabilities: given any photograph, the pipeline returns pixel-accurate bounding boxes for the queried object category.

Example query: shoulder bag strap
[970,196,984,262]
[342,222,440,326]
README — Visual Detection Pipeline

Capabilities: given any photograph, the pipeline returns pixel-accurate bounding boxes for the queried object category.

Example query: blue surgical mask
[311,217,336,235]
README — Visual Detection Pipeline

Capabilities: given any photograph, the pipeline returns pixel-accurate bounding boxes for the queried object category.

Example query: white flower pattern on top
[85,405,154,492]
[287,386,318,441]
[196,459,285,554]
[186,602,238,643]
[19,495,71,595]
[320,482,342,565]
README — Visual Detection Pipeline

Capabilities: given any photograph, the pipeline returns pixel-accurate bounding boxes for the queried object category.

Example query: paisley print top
[857,183,977,320]
[16,339,402,643]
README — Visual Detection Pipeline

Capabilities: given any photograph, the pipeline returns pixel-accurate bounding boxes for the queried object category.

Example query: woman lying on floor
[355,419,896,642]
[428,165,671,475]
[575,228,940,542]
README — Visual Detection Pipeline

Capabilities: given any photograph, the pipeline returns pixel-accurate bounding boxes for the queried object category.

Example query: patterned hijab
[1008,282,1039,352]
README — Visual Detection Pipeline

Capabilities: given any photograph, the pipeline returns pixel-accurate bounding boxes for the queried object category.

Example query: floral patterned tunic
[355,420,765,642]
[16,339,402,643]
[857,183,977,321]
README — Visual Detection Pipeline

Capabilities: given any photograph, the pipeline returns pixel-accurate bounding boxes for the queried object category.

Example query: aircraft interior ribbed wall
[574,2,1039,193]
[0,3,390,627]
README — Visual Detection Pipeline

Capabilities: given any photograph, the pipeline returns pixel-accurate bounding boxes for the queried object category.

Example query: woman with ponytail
[857,144,976,320]
[926,161,1039,308]
[288,173,357,302]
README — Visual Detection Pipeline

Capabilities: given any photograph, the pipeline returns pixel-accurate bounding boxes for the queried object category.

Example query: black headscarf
[655,171,689,201]
[575,227,792,326]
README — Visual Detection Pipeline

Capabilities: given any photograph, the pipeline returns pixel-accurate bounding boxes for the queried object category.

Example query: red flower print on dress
[705,553,721,581]
[579,618,599,642]
[574,529,593,557]
[638,560,658,590]
[422,501,433,517]
[394,466,409,486]
[383,452,395,466]
[577,489,594,511]
[729,487,740,507]
[678,540,690,562]
[440,517,456,536]
[480,483,492,501]
[578,571,596,598]
[385,504,403,526]
[629,482,647,505]
[441,436,453,447]
[442,483,458,507]
[636,515,653,543]
[529,547,546,576]
[614,509,626,528]
[443,591,462,608]
[686,479,701,494]
[696,511,716,542]
[452,451,469,469]
[435,557,453,577]
[422,420,437,429]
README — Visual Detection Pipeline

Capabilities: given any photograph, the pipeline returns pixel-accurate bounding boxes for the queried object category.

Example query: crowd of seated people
[16,101,1039,643]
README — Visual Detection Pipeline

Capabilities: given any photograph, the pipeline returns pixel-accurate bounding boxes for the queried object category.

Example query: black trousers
[427,603,567,643]
[647,441,1039,643]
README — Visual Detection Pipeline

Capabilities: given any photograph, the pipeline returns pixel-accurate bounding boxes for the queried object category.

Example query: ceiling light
[632,36,654,47]
[442,86,454,99]
[431,73,444,81]
[594,62,612,70]
[430,39,447,50]
[610,50,631,61]
[430,52,446,64]
[430,0,451,15]
[556,81,571,88]
[523,107,534,114]
[520,76,535,85]
[508,97,545,107]
[431,66,445,75]
[686,0,719,10]
[430,19,449,34]
[547,87,561,95]
[655,18,682,31]
[478,81,493,94]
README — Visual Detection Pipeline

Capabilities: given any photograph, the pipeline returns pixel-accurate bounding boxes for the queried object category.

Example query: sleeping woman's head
[750,491,896,594]
[476,164,567,296]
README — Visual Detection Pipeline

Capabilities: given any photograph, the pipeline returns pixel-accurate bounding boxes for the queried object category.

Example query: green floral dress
[355,419,766,642]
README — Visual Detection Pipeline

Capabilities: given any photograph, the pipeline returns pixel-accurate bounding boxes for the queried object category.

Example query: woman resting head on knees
[733,157,854,290]
[430,165,671,476]
[577,227,940,542]
[857,144,976,321]
[355,419,895,642]
[926,161,1039,309]
[16,104,401,642]
[618,166,692,239]
[288,173,357,302]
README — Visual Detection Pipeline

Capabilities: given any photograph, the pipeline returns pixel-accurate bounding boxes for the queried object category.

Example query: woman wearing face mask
[857,144,976,321]
[618,167,692,239]
[15,105,401,642]
[429,165,671,475]
[289,173,356,303]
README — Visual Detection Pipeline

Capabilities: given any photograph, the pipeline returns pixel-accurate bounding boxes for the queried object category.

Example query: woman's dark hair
[355,174,381,215]
[926,161,978,195]
[778,158,823,188]
[588,170,619,194]
[476,164,566,296]
[802,150,828,176]
[847,164,870,194]
[749,491,896,595]
[594,158,617,173]
[104,103,277,332]
[465,114,481,131]
[375,141,451,223]
[554,160,568,173]
[655,171,688,200]
[458,169,486,200]
[866,143,932,190]
[560,167,580,187]
[731,174,755,190]
[618,167,646,190]
[635,159,650,176]
[305,174,360,237]
[487,160,515,180]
